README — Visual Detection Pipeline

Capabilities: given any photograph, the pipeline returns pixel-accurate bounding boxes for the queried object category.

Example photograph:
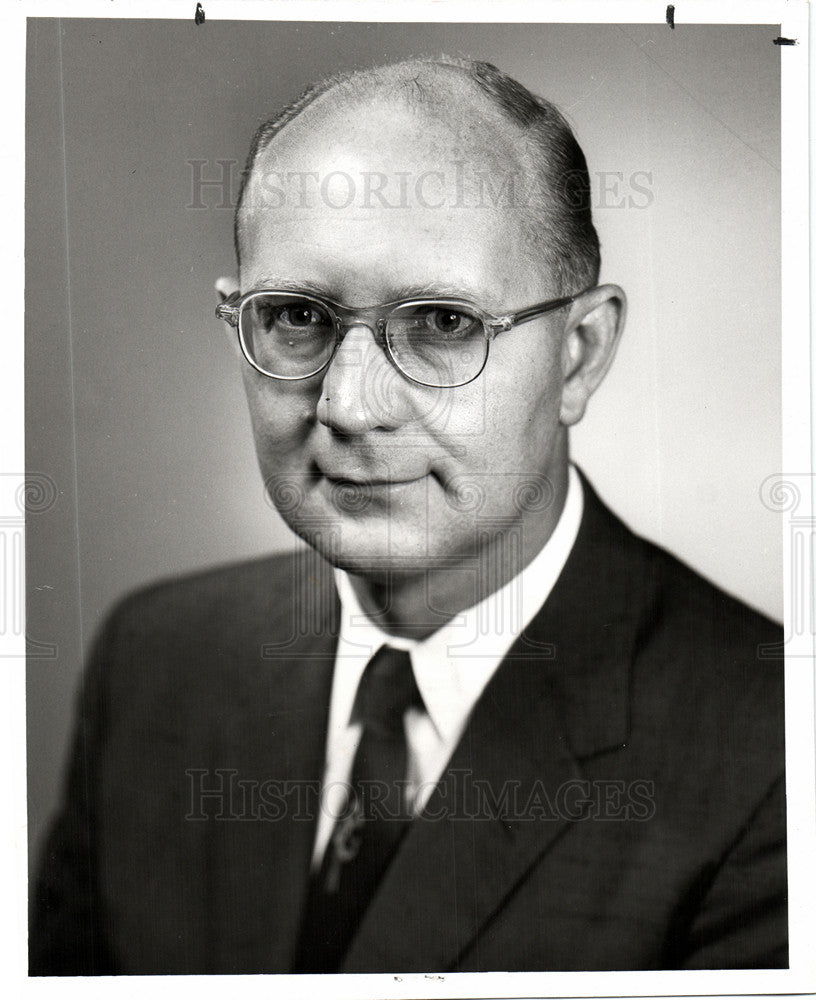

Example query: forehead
[239,93,554,306]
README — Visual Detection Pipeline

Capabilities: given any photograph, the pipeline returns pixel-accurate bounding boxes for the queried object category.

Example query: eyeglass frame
[215,286,591,389]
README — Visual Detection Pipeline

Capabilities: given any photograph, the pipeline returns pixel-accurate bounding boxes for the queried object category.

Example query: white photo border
[5,1,814,998]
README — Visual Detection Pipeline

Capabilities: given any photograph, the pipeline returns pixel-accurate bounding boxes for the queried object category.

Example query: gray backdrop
[26,18,781,871]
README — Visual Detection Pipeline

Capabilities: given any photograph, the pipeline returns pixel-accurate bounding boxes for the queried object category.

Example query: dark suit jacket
[30,477,787,974]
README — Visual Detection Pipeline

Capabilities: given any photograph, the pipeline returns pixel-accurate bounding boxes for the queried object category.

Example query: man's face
[237,97,571,579]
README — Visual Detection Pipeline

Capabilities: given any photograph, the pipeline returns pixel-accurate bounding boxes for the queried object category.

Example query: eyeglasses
[215,286,587,389]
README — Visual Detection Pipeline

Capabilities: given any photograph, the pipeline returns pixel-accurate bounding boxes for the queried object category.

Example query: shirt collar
[333,464,584,746]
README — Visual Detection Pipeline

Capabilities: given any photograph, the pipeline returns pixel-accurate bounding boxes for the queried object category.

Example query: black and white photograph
[8,0,815,995]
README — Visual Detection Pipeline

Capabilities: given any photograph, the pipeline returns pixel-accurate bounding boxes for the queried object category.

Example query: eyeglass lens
[239,293,488,387]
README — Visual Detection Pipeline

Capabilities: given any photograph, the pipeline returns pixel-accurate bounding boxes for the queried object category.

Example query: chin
[289,515,455,581]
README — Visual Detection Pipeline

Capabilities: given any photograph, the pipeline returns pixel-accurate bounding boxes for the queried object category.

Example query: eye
[430,309,467,333]
[278,303,331,329]
[414,305,481,340]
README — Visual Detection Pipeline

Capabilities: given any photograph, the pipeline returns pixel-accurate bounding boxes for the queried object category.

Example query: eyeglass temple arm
[508,293,579,327]
[215,290,242,327]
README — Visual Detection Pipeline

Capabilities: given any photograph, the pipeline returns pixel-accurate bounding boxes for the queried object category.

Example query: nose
[316,323,410,434]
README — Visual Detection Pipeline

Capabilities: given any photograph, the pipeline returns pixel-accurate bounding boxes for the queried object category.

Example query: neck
[348,464,571,641]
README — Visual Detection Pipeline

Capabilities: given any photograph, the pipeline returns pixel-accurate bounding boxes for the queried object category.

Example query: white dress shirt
[310,464,584,868]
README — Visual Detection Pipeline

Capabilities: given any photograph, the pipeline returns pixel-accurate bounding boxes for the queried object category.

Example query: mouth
[323,474,424,488]
[314,466,428,513]
[315,460,428,489]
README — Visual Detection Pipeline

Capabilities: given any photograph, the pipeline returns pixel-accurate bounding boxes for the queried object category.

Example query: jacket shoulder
[579,472,782,654]
[581,478,785,765]
[84,548,338,724]
[104,547,329,639]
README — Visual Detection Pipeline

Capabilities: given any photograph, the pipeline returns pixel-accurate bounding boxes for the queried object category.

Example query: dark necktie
[293,644,423,973]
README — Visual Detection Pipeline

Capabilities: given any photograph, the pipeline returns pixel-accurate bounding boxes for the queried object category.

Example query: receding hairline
[239,58,532,200]
[234,56,601,295]
[258,56,524,143]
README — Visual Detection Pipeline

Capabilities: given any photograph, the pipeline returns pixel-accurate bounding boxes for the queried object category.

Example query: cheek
[476,351,563,456]
[241,370,319,459]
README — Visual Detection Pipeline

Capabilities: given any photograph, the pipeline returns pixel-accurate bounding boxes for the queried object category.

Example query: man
[30,57,786,975]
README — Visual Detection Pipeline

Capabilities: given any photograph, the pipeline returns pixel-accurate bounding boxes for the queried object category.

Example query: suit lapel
[202,548,341,973]
[341,476,652,972]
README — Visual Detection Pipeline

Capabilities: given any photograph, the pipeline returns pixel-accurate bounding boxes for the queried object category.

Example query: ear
[559,284,626,426]
[215,276,239,302]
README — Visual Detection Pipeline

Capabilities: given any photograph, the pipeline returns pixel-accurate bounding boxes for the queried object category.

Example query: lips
[315,460,427,487]
[323,474,425,490]
[317,469,426,515]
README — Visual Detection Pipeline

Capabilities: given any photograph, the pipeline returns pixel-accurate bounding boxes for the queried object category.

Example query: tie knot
[352,645,423,737]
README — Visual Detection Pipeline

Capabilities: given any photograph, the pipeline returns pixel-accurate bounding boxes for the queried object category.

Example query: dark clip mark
[195,3,205,25]
[773,36,796,46]
[666,5,675,29]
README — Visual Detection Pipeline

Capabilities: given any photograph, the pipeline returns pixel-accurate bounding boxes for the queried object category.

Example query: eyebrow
[254,276,336,296]
[251,276,488,306]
